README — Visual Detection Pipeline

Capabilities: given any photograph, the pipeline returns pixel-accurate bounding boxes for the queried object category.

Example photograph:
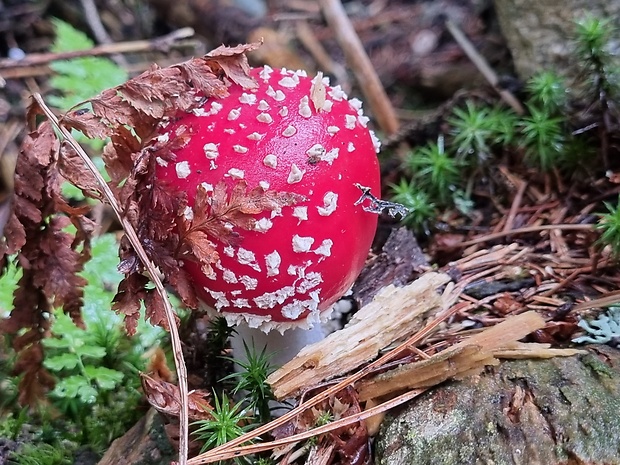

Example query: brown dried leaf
[205,42,261,88]
[61,108,113,140]
[58,144,104,201]
[145,288,179,331]
[176,59,229,102]
[141,373,212,421]
[112,273,148,335]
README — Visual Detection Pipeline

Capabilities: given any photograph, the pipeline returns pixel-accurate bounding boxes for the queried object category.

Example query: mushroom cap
[155,66,381,331]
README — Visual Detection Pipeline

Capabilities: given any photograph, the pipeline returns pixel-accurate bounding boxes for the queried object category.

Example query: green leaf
[41,336,73,350]
[74,345,106,360]
[0,261,20,318]
[50,18,95,52]
[83,366,124,390]
[44,353,80,371]
[48,19,128,111]
[53,375,98,404]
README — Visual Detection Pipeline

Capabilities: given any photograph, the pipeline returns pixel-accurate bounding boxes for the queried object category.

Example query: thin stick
[459,223,594,247]
[191,388,426,463]
[318,0,400,135]
[32,94,189,465]
[502,181,528,233]
[0,28,195,70]
[445,20,524,115]
[79,0,128,67]
[296,20,349,89]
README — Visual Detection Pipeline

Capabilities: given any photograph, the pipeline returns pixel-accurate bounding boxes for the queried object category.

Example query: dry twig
[318,0,399,135]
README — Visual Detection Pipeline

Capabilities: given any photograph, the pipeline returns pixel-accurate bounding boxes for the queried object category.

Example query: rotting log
[375,345,620,465]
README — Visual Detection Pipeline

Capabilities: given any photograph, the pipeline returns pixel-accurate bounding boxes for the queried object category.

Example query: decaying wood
[267,272,453,400]
[493,341,586,359]
[356,311,547,402]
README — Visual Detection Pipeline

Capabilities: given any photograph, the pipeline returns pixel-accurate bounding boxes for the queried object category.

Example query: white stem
[230,323,326,370]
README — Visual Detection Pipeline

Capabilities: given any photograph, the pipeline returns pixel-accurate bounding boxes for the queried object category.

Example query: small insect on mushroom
[153,65,381,350]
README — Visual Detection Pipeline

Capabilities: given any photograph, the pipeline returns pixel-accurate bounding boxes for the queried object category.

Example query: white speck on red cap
[247,132,264,141]
[287,164,305,184]
[306,143,326,158]
[345,114,357,129]
[281,300,305,320]
[298,96,312,118]
[156,156,168,167]
[297,271,323,293]
[232,298,251,308]
[175,161,191,179]
[328,85,347,101]
[292,235,315,252]
[279,106,289,117]
[239,93,257,105]
[293,206,308,222]
[254,217,273,232]
[265,251,281,276]
[210,101,223,114]
[327,126,340,136]
[237,248,261,271]
[183,205,194,221]
[192,107,208,117]
[200,181,214,192]
[254,285,295,309]
[322,148,339,164]
[322,100,333,112]
[279,76,298,88]
[258,100,270,111]
[223,246,235,257]
[224,128,235,134]
[257,113,273,124]
[259,180,270,190]
[228,108,241,120]
[239,275,258,290]
[226,168,244,179]
[358,115,370,127]
[206,289,229,310]
[282,125,297,137]
[263,154,277,168]
[203,143,219,159]
[370,130,382,153]
[233,145,248,154]
[317,192,338,216]
[314,239,333,257]
[348,142,355,152]
[349,98,363,111]
[259,65,273,80]
[157,133,170,143]
[222,269,238,284]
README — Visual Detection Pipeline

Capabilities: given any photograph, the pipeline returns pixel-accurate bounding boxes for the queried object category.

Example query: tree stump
[375,346,620,465]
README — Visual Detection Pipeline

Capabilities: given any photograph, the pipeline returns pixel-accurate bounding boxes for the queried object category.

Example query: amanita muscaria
[154,65,381,357]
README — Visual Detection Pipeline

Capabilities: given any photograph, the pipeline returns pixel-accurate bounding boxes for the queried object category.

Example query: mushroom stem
[230,322,327,369]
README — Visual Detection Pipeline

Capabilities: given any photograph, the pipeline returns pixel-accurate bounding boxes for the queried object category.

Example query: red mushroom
[154,66,381,358]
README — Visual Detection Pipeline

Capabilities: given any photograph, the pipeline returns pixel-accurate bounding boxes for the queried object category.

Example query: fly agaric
[154,66,381,359]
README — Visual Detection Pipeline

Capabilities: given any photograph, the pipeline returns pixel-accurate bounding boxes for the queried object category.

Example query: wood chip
[267,272,452,399]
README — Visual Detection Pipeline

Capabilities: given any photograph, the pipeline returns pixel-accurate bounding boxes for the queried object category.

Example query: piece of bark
[267,272,452,400]
[375,346,620,465]
[353,227,429,307]
[356,311,547,402]
[97,409,176,465]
